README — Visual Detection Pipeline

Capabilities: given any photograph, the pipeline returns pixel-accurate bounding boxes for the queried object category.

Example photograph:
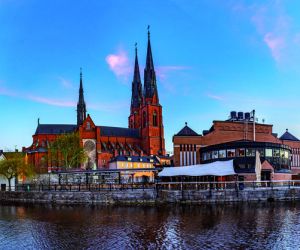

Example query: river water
[0,202,299,249]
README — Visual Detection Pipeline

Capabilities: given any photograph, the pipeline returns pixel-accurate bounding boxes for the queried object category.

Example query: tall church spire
[144,25,159,103]
[77,68,86,126]
[131,43,142,111]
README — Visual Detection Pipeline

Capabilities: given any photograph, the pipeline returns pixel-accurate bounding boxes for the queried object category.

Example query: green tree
[49,132,86,169]
[0,153,36,191]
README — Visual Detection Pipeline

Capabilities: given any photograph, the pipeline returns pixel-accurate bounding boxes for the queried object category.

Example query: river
[0,202,299,249]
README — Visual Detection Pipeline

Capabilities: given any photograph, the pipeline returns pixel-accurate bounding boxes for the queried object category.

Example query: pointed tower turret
[77,68,87,126]
[143,26,159,104]
[130,43,142,112]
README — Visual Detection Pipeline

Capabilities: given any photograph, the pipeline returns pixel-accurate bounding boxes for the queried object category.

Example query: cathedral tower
[129,44,143,129]
[140,27,165,155]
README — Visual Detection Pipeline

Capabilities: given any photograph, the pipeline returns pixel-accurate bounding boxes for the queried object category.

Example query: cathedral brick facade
[23,30,165,172]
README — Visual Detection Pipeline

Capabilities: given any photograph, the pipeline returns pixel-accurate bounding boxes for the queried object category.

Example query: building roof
[35,124,77,135]
[176,123,199,136]
[279,129,300,141]
[280,130,299,141]
[158,160,235,176]
[99,126,140,138]
[110,155,159,164]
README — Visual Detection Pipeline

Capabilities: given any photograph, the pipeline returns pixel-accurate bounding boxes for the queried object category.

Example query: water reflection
[0,203,300,249]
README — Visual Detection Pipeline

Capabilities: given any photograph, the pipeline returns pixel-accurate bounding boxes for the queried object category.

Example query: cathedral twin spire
[77,68,87,126]
[131,27,159,112]
[77,28,158,125]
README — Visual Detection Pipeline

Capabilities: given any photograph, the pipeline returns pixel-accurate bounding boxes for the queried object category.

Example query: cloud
[88,100,128,112]
[58,77,74,89]
[27,95,76,107]
[156,66,190,80]
[105,49,132,81]
[232,1,300,66]
[155,66,191,93]
[0,84,127,112]
[206,93,225,101]
[263,32,285,62]
[0,86,17,97]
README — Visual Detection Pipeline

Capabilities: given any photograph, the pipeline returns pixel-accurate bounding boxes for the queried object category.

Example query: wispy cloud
[206,93,225,101]
[58,77,74,89]
[0,84,127,112]
[27,95,76,107]
[105,49,132,81]
[156,66,190,80]
[263,32,285,62]
[232,1,300,66]
[88,100,128,112]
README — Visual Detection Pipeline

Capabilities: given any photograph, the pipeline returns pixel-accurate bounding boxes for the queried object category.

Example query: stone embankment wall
[1,188,300,204]
[158,188,300,203]
[0,190,156,204]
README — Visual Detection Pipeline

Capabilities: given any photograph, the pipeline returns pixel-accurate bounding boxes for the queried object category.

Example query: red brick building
[24,31,165,172]
[173,111,300,181]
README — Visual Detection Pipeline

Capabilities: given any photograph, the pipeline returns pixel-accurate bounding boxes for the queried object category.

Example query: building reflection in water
[0,203,300,249]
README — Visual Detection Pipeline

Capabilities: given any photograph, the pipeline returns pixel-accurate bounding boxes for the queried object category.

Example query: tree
[49,132,86,169]
[0,153,35,191]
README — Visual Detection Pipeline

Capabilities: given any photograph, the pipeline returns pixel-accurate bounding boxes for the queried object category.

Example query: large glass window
[227,149,235,158]
[237,148,245,157]
[212,151,218,159]
[284,150,289,159]
[257,148,265,157]
[280,149,285,158]
[273,149,280,157]
[203,152,211,161]
[219,150,226,158]
[265,148,272,157]
[246,148,255,157]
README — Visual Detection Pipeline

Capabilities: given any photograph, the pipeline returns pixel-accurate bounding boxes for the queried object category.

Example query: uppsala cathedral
[24,30,165,171]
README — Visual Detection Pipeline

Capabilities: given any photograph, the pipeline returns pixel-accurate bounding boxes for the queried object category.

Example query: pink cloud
[263,32,285,62]
[105,49,131,80]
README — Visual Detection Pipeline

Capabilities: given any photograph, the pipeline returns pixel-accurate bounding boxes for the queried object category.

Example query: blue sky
[1,0,300,152]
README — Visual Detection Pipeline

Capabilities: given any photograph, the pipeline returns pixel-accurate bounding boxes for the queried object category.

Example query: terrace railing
[1,180,300,192]
[156,180,300,191]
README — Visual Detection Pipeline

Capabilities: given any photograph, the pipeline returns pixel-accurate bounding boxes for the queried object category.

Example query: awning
[158,160,235,177]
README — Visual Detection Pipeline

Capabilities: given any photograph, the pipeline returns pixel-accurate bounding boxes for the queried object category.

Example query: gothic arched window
[143,111,146,128]
[153,111,158,127]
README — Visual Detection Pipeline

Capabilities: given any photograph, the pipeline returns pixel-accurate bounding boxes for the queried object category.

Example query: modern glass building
[200,141,291,180]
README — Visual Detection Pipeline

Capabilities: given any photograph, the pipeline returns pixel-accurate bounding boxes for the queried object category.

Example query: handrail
[1,180,300,192]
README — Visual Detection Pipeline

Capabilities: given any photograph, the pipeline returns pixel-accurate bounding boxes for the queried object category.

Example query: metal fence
[156,180,300,191]
[11,183,155,192]
[1,180,300,192]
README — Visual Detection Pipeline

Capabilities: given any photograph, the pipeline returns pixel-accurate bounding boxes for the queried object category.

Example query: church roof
[176,123,199,136]
[279,129,300,141]
[35,124,77,135]
[99,126,140,138]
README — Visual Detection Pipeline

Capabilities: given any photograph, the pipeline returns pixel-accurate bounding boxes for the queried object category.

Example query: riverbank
[1,187,300,205]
